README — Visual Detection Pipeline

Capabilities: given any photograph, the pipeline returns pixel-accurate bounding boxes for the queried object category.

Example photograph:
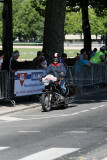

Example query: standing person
[60,53,67,66]
[0,50,5,70]
[40,56,47,69]
[90,48,97,58]
[104,46,107,61]
[90,46,106,64]
[75,53,91,93]
[9,50,20,72]
[75,53,91,67]
[78,48,87,61]
[31,51,43,69]
[43,53,67,95]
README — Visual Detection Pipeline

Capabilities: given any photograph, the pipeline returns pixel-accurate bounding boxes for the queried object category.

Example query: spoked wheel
[41,93,52,112]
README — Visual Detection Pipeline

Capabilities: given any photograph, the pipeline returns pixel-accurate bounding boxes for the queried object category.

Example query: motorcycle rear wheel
[41,93,52,112]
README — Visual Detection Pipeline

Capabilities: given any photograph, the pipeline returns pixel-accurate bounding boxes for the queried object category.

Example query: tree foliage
[31,0,46,17]
[0,0,106,44]
[64,11,82,35]
[12,0,44,41]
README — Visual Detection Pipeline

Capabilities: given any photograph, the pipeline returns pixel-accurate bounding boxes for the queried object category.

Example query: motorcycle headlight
[44,79,50,86]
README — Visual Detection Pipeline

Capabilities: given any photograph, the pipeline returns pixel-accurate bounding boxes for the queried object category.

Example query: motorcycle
[41,75,77,112]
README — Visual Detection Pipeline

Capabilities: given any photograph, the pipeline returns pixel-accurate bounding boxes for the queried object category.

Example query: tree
[42,0,66,62]
[32,0,92,55]
[64,11,82,35]
[93,8,107,45]
[66,0,106,52]
[13,0,44,41]
[0,4,3,41]
[66,0,92,53]
[81,1,91,53]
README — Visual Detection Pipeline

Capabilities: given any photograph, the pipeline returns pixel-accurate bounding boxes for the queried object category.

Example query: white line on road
[19,148,79,160]
[98,105,106,108]
[101,158,107,160]
[0,116,24,122]
[71,112,79,115]
[0,147,10,151]
[0,104,106,124]
[91,107,98,110]
[64,131,87,134]
[18,131,41,133]
[80,110,89,113]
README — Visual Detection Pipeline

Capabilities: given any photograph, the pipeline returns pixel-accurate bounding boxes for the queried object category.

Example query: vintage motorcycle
[41,75,77,112]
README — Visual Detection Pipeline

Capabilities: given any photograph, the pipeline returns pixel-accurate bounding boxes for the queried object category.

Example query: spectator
[78,48,87,61]
[104,46,107,61]
[9,50,20,72]
[0,50,5,70]
[75,52,91,93]
[75,53,91,67]
[60,53,67,66]
[90,46,106,64]
[40,56,47,69]
[90,48,97,58]
[74,53,80,62]
[31,51,43,69]
[42,50,49,65]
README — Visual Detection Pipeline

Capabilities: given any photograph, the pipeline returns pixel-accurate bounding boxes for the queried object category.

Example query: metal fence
[0,70,8,99]
[66,63,106,92]
[0,63,107,102]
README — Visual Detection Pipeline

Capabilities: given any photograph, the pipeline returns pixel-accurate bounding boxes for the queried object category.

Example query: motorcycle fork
[48,87,52,102]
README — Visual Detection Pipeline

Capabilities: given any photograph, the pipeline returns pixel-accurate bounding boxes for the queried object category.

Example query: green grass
[13,48,80,61]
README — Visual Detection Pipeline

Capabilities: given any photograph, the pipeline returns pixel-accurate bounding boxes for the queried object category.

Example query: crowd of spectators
[0,45,107,72]
[73,45,107,67]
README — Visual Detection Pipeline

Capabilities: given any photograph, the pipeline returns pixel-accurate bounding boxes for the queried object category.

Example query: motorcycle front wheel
[41,93,52,112]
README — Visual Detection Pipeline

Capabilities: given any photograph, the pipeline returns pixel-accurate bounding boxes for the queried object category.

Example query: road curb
[0,103,41,116]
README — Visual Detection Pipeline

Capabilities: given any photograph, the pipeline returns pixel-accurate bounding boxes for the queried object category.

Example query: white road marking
[0,147,10,151]
[18,131,41,133]
[71,112,79,115]
[99,105,106,108]
[0,104,106,124]
[91,107,98,110]
[80,110,89,113]
[64,131,87,134]
[102,158,107,160]
[19,148,79,160]
[0,116,24,122]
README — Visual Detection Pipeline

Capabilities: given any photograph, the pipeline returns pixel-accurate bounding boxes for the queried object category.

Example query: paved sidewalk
[0,96,41,116]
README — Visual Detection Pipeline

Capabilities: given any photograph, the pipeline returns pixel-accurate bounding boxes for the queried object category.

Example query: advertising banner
[14,70,45,97]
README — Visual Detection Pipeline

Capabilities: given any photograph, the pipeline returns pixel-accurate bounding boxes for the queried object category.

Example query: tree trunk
[81,1,91,55]
[105,32,107,46]
[43,0,66,64]
[2,0,13,58]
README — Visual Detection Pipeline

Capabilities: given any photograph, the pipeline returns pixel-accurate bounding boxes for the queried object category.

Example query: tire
[41,93,52,112]
[60,97,68,109]
[62,102,68,109]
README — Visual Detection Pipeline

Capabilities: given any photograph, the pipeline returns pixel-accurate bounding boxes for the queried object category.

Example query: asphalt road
[0,90,107,160]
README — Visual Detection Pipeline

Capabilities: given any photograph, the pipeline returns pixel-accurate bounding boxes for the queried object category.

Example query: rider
[43,53,67,95]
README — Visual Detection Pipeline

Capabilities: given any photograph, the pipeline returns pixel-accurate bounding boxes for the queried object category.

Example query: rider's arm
[43,64,51,76]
